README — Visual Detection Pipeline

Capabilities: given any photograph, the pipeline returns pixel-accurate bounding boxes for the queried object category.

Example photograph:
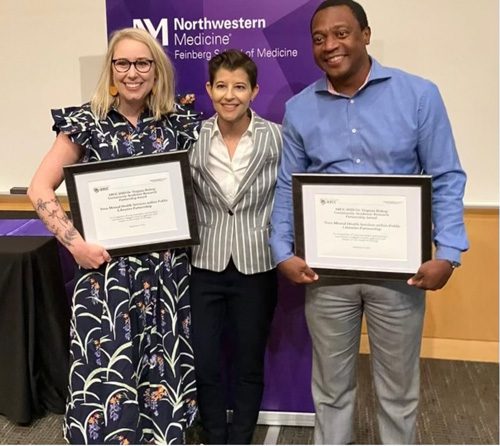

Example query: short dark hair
[208,49,258,89]
[310,0,369,31]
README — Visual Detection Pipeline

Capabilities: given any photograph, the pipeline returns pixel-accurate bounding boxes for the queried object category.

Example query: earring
[151,84,157,96]
[109,85,118,96]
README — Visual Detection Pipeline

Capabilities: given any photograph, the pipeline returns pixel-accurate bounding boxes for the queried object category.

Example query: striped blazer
[189,112,282,274]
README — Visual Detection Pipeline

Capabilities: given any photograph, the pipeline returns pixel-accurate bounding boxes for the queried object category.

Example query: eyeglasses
[112,59,154,73]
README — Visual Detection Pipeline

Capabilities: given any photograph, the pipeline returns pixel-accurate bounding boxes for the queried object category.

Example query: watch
[446,260,461,269]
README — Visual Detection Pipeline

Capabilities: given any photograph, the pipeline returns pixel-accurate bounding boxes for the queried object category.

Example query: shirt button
[228,209,234,216]
[350,99,355,104]
[355,158,361,164]
[352,128,357,133]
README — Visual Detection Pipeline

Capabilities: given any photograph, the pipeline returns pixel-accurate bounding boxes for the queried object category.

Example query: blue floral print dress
[52,103,199,445]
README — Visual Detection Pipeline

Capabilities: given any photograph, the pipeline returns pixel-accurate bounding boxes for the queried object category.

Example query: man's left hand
[407,259,454,290]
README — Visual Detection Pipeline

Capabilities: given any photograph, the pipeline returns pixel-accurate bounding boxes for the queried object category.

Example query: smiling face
[311,5,371,93]
[111,38,155,109]
[206,67,259,129]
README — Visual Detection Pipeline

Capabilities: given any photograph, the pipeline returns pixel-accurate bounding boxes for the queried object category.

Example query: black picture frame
[64,150,199,257]
[292,174,432,280]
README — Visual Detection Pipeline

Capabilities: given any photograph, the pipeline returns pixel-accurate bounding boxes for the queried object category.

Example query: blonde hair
[91,27,176,120]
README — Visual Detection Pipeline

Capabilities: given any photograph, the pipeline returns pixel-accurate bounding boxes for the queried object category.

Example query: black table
[0,236,70,423]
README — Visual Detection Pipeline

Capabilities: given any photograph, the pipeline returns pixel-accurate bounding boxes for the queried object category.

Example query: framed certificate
[293,174,432,280]
[64,150,199,257]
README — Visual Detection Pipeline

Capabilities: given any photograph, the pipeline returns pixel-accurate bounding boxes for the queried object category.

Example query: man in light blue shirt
[269,0,469,444]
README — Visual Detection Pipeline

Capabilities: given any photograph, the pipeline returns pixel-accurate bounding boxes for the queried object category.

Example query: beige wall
[360,209,499,362]
[424,210,499,342]
[0,0,106,193]
[0,0,498,207]
[364,0,499,207]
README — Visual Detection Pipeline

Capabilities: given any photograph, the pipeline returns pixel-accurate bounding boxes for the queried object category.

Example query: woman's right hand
[70,239,112,269]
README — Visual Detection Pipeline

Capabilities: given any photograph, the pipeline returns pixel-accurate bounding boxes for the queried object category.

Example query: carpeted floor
[0,355,497,444]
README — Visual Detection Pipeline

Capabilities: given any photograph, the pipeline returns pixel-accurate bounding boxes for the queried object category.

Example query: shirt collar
[314,57,392,95]
[326,67,371,95]
[210,109,255,139]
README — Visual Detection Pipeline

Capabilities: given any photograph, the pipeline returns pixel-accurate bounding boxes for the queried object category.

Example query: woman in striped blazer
[189,50,282,444]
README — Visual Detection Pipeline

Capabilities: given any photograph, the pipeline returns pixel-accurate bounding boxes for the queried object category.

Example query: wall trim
[464,204,499,210]
[257,411,315,427]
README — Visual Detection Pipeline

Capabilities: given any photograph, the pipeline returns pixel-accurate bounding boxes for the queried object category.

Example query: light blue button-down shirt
[270,58,469,265]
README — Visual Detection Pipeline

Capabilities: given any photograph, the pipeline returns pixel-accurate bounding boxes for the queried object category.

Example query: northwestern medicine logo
[133,17,267,47]
[133,18,169,45]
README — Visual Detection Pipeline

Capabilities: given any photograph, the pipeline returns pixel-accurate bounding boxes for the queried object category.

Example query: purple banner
[106,0,318,414]
[106,0,321,123]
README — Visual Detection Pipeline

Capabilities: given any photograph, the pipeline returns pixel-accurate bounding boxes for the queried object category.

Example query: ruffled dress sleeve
[51,103,95,154]
[169,103,202,151]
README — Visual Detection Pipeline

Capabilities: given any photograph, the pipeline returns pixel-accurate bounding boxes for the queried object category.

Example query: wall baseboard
[257,411,315,427]
[360,334,498,363]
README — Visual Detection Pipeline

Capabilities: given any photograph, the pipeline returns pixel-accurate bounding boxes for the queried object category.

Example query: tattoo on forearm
[35,196,76,246]
[59,227,78,247]
[35,198,57,213]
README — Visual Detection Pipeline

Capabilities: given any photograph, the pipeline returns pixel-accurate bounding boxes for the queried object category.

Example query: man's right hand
[278,256,319,285]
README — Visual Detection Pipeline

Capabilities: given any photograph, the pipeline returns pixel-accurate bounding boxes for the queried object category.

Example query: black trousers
[190,260,277,444]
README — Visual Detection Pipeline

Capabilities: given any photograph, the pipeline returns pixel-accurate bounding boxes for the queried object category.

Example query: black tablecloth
[0,236,70,423]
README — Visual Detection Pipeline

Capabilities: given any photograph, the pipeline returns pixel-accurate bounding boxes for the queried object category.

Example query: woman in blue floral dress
[28,28,198,444]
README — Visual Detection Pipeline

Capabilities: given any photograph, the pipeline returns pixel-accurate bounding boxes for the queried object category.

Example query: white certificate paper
[314,194,407,261]
[89,172,177,241]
